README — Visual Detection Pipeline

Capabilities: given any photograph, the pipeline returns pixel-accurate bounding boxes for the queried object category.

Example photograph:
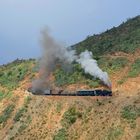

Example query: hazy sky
[0,0,140,64]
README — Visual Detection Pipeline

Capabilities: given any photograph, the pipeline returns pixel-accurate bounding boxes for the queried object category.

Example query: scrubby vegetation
[53,128,67,140]
[72,16,140,56]
[61,106,82,128]
[117,77,127,85]
[54,63,100,87]
[54,56,129,86]
[128,58,140,77]
[18,115,32,133]
[55,16,140,86]
[56,102,62,113]
[121,105,140,121]
[54,106,82,139]
[98,57,129,73]
[14,108,27,122]
[0,15,140,140]
[0,91,12,101]
[0,59,35,90]
[14,96,31,122]
[0,104,15,124]
[121,105,140,129]
[106,127,124,140]
[135,134,140,140]
[24,96,32,108]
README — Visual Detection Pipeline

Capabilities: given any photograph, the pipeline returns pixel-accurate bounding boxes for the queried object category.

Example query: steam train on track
[28,87,112,96]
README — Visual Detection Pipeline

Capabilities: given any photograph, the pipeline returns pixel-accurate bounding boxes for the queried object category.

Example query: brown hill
[0,16,140,140]
[0,48,140,140]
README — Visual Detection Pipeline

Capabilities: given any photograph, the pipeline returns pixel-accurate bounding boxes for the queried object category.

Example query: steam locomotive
[28,87,112,96]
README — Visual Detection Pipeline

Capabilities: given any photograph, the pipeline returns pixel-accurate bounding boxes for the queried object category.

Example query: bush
[61,107,82,128]
[18,124,27,133]
[117,77,127,85]
[24,96,32,108]
[54,63,100,88]
[106,127,123,140]
[0,104,15,124]
[86,80,100,88]
[56,102,62,113]
[110,57,129,70]
[128,58,140,77]
[14,108,26,122]
[53,128,67,140]
[98,57,128,73]
[18,115,32,133]
[121,105,140,121]
[0,91,12,101]
[73,16,140,56]
[14,96,31,122]
[54,64,83,86]
[121,105,140,129]
[0,60,35,90]
[135,134,140,140]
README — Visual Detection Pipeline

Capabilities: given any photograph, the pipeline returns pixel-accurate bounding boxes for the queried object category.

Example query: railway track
[28,88,112,96]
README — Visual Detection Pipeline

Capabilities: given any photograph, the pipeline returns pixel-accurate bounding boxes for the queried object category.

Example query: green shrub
[121,105,140,129]
[61,107,82,128]
[106,127,123,140]
[18,124,28,133]
[14,108,26,122]
[18,115,32,133]
[13,96,31,122]
[128,58,140,77]
[130,122,136,129]
[54,63,100,88]
[117,77,127,85]
[0,92,5,100]
[24,96,32,108]
[56,102,62,113]
[117,79,125,85]
[54,65,83,86]
[0,60,35,90]
[98,57,128,73]
[53,128,67,140]
[86,80,100,88]
[0,91,12,101]
[110,57,129,70]
[73,16,140,56]
[135,134,140,140]
[0,104,15,124]
[121,105,140,121]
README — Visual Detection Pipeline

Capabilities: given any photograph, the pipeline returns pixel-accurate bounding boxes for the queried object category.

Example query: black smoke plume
[32,29,76,90]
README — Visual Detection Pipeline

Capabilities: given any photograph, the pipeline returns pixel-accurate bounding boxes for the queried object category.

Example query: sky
[0,0,140,65]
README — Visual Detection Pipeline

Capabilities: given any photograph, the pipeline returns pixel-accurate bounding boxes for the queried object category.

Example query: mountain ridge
[0,15,140,140]
[72,15,140,56]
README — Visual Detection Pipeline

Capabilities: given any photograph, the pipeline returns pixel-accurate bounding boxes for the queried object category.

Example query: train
[28,87,112,96]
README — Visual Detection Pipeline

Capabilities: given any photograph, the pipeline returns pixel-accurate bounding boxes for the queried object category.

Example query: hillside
[72,15,140,56]
[0,16,140,140]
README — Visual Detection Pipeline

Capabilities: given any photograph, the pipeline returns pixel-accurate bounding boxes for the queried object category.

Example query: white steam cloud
[76,50,111,88]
